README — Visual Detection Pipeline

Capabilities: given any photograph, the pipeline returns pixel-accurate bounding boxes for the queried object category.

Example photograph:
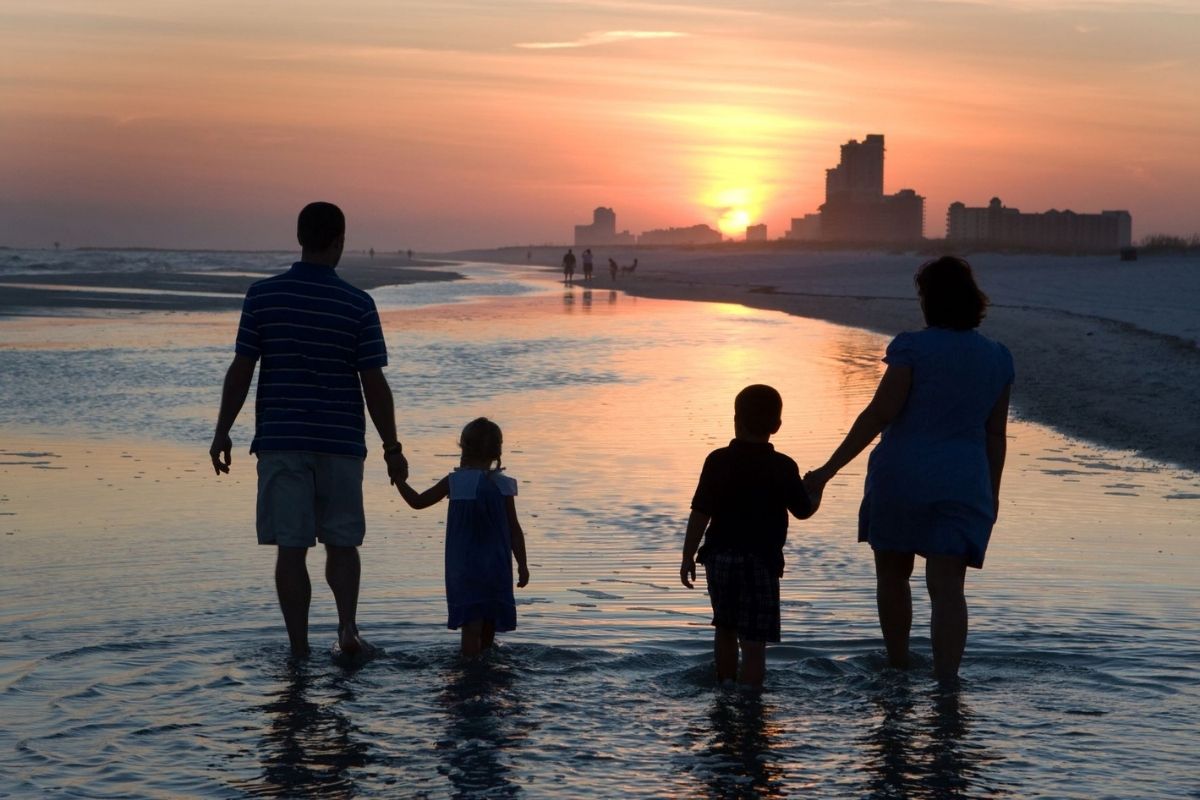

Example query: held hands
[802,467,833,510]
[680,555,697,589]
[517,564,530,588]
[384,449,409,485]
[209,432,232,475]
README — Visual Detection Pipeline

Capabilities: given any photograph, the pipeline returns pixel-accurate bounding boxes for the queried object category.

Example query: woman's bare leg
[926,555,968,682]
[460,621,484,658]
[874,550,915,669]
[480,620,496,651]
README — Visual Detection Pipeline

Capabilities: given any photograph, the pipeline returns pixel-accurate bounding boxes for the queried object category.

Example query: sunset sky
[1,0,1197,250]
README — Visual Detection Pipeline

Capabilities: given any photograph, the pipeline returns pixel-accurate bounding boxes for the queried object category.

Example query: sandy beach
[449,246,1200,473]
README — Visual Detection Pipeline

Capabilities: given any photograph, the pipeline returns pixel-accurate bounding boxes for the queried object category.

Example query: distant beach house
[947,198,1132,252]
[745,223,768,242]
[575,207,636,247]
[637,224,723,246]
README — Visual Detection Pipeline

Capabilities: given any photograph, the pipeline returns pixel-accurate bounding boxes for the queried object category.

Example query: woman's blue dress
[445,469,518,631]
[859,328,1015,568]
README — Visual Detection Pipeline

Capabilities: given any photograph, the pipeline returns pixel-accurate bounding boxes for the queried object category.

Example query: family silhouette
[213,206,1012,686]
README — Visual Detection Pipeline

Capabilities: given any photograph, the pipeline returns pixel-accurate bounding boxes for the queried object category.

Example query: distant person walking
[562,249,576,283]
[209,201,409,657]
[582,249,594,281]
[805,256,1013,683]
[608,258,619,282]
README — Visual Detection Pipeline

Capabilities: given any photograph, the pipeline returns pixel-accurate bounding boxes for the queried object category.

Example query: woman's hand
[803,467,833,507]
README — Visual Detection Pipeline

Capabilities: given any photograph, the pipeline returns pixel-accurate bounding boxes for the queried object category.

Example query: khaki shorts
[256,451,365,548]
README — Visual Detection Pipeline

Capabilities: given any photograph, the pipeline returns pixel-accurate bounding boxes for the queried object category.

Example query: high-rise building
[947,198,1132,251]
[825,134,884,200]
[574,207,635,246]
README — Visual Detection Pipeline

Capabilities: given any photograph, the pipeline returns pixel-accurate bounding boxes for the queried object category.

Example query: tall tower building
[825,134,885,201]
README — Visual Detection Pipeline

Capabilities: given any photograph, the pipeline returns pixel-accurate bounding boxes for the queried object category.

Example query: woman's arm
[506,496,530,587]
[396,476,449,509]
[811,365,912,484]
[986,384,1011,519]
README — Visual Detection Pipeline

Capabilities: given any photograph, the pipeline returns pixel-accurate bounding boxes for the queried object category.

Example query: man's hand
[210,432,232,475]
[384,449,409,485]
[517,564,530,588]
[680,555,697,589]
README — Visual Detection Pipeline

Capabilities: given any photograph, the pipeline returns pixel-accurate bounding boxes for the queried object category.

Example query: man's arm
[210,354,257,475]
[360,367,408,483]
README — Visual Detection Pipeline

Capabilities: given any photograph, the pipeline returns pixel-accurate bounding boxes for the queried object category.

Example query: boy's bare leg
[480,621,496,651]
[275,546,311,657]
[739,639,766,688]
[874,550,915,669]
[926,555,968,683]
[714,625,738,683]
[324,544,362,654]
[460,621,484,658]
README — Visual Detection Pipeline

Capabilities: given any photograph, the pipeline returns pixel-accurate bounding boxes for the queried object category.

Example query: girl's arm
[506,496,530,587]
[985,385,1011,520]
[808,365,912,488]
[396,476,449,509]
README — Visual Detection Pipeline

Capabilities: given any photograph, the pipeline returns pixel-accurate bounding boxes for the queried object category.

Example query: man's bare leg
[276,546,311,657]
[739,639,766,688]
[325,544,362,654]
[874,550,915,670]
[714,625,738,684]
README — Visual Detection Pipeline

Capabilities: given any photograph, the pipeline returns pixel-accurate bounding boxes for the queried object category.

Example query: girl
[396,418,530,657]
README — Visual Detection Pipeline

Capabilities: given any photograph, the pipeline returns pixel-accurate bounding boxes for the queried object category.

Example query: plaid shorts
[703,550,781,643]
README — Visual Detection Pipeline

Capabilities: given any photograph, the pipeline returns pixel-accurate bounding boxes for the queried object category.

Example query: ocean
[1,254,1197,797]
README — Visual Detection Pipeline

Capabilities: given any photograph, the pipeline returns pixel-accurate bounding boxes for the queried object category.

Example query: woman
[805,256,1013,682]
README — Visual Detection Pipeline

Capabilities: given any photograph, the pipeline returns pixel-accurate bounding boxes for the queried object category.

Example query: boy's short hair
[734,384,782,437]
[297,202,345,251]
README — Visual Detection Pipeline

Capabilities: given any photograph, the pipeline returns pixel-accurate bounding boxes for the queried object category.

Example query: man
[210,202,407,657]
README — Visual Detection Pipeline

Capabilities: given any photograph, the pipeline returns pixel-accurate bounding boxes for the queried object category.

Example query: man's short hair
[297,202,345,251]
[734,384,782,437]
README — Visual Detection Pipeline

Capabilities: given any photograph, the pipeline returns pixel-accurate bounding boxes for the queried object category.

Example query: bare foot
[338,623,364,656]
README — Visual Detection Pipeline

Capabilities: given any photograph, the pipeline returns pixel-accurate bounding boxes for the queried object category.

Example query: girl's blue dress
[445,469,519,631]
[859,328,1015,569]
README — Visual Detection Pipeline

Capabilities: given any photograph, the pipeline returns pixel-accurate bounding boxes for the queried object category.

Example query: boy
[680,384,821,687]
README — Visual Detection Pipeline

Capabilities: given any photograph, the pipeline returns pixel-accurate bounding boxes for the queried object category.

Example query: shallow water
[1,262,1198,798]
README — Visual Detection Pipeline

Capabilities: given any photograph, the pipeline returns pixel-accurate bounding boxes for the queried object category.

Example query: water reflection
[438,658,524,798]
[242,659,368,798]
[699,691,785,799]
[862,682,992,799]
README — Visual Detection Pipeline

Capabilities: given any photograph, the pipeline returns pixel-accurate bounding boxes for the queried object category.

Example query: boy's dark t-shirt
[691,439,814,573]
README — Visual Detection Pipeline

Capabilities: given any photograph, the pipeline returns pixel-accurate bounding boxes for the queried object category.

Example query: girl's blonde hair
[459,417,503,470]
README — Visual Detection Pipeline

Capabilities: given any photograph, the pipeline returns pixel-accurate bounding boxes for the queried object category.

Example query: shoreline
[0,253,461,315]
[446,246,1200,473]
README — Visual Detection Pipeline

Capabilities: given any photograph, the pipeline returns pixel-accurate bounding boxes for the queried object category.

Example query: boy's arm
[506,496,530,587]
[396,476,449,509]
[788,466,819,519]
[680,510,710,589]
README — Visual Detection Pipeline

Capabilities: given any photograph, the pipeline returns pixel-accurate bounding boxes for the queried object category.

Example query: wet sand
[0,253,461,314]
[449,246,1200,472]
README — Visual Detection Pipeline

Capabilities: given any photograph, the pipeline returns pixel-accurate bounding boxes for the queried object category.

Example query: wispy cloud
[515,30,687,50]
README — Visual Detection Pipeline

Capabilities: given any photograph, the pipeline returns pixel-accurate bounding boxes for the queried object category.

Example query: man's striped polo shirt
[234,261,388,458]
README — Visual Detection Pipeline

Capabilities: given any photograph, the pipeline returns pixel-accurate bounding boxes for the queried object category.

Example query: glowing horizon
[1,1,1197,249]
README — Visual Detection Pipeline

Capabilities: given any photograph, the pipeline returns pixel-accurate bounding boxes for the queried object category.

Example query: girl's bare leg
[874,550,915,669]
[926,555,968,683]
[460,621,484,658]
